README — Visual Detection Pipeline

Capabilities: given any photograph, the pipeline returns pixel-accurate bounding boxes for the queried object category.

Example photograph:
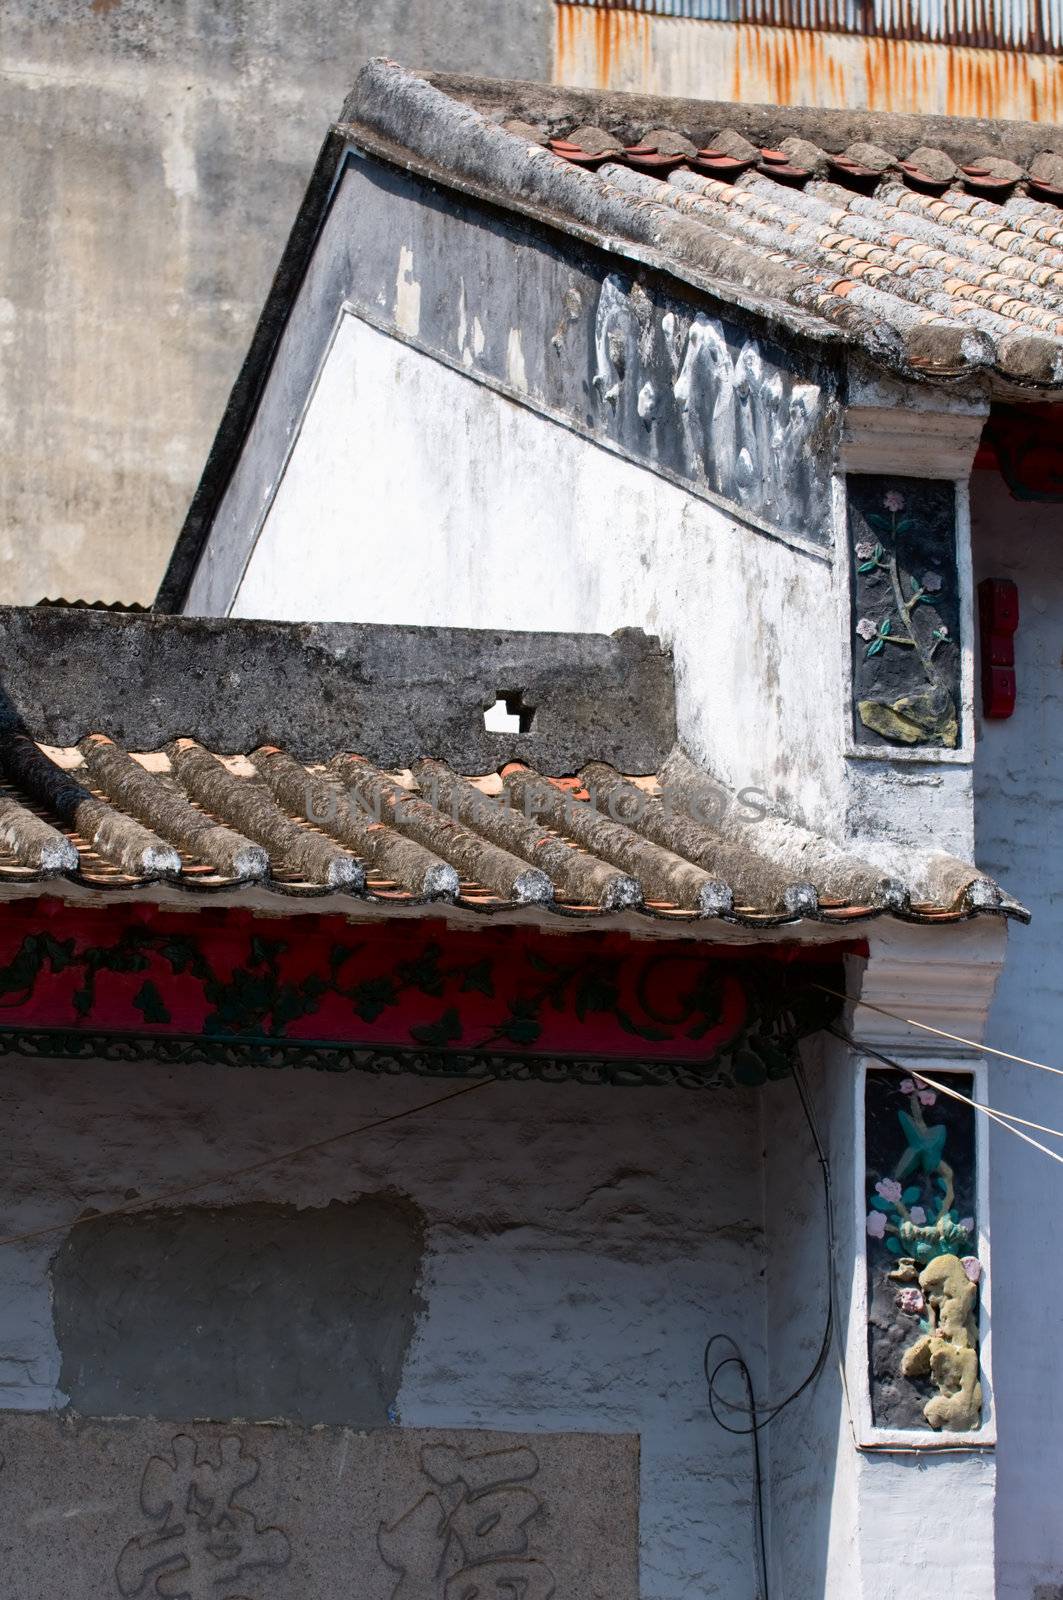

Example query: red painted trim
[0,899,861,1066]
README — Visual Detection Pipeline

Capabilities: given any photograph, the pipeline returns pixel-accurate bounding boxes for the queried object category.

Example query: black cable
[703,1335,769,1600]
[825,1022,916,1080]
[701,1062,837,1600]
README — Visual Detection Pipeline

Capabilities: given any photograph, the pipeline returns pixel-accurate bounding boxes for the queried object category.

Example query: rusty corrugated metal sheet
[560,0,1063,50]
[554,5,1063,115]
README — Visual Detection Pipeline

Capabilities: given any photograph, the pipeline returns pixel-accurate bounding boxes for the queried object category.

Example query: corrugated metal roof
[561,0,1063,50]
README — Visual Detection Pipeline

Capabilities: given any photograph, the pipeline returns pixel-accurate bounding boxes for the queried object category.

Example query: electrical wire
[701,1063,837,1600]
[813,982,1063,1080]
[830,1026,1063,1170]
[0,1076,492,1252]
[703,1336,769,1600]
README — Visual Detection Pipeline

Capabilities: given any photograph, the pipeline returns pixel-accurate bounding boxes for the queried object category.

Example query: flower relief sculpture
[865,1074,984,1432]
[850,480,960,749]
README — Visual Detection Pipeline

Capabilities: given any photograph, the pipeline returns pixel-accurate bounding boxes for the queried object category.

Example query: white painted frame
[848,1054,995,1450]
[834,470,977,765]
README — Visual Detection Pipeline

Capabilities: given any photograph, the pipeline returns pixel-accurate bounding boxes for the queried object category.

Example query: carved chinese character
[115,1433,290,1599]
[379,1444,555,1600]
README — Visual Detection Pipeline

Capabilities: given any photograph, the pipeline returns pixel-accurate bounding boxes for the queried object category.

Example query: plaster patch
[51,1197,426,1427]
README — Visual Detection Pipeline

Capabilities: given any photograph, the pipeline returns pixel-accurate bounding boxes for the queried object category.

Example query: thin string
[0,1076,492,1252]
[833,1028,1063,1169]
[815,982,1063,1079]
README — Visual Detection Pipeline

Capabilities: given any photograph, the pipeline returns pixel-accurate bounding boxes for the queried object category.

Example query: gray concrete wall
[0,0,549,607]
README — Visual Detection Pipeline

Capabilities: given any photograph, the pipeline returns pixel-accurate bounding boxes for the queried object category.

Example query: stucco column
[814,923,1004,1599]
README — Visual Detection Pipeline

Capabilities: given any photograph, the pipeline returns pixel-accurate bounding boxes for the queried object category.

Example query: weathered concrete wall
[971,469,1063,1599]
[0,1416,638,1598]
[0,1,549,607]
[0,1053,766,1600]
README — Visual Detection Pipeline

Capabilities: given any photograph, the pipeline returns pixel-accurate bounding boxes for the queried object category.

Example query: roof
[156,66,1063,613]
[0,734,1024,929]
[0,609,1024,927]
[349,63,1063,390]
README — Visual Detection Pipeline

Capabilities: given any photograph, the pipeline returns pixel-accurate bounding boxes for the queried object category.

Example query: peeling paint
[394,244,422,339]
[506,327,529,392]
[554,4,1063,119]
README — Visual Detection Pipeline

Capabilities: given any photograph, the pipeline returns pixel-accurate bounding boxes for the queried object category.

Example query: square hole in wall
[483,690,536,734]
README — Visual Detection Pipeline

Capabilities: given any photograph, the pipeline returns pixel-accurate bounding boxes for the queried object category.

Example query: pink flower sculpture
[900,1078,916,1094]
[960,1217,975,1234]
[918,1089,937,1107]
[856,616,877,641]
[909,1206,927,1226]
[961,1256,983,1284]
[855,542,876,560]
[866,1211,887,1239]
[884,490,906,512]
[875,1178,903,1203]
[896,1288,925,1315]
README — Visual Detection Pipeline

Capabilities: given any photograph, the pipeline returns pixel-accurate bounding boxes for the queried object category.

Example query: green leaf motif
[902,1185,922,1204]
[501,1016,542,1046]
[461,960,495,998]
[132,980,171,1025]
[865,639,884,658]
[879,617,891,636]
[353,977,397,1023]
[870,1194,893,1212]
[857,560,877,574]
[409,1007,463,1047]
[898,1109,948,1174]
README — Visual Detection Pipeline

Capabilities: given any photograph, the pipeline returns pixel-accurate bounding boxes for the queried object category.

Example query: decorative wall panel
[0,899,848,1089]
[848,474,961,749]
[0,1419,639,1599]
[864,1067,983,1433]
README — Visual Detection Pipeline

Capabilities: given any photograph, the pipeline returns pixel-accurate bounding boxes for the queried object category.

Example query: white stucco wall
[971,469,1063,1600]
[0,1054,769,1600]
[232,310,849,835]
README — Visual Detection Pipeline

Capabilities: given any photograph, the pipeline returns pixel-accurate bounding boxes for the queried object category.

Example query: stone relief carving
[848,475,961,748]
[378,1442,556,1599]
[864,1069,983,1432]
[592,273,831,535]
[115,1433,290,1598]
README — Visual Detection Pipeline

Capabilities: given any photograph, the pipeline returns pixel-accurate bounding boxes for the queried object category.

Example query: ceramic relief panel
[848,475,961,749]
[864,1068,983,1433]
